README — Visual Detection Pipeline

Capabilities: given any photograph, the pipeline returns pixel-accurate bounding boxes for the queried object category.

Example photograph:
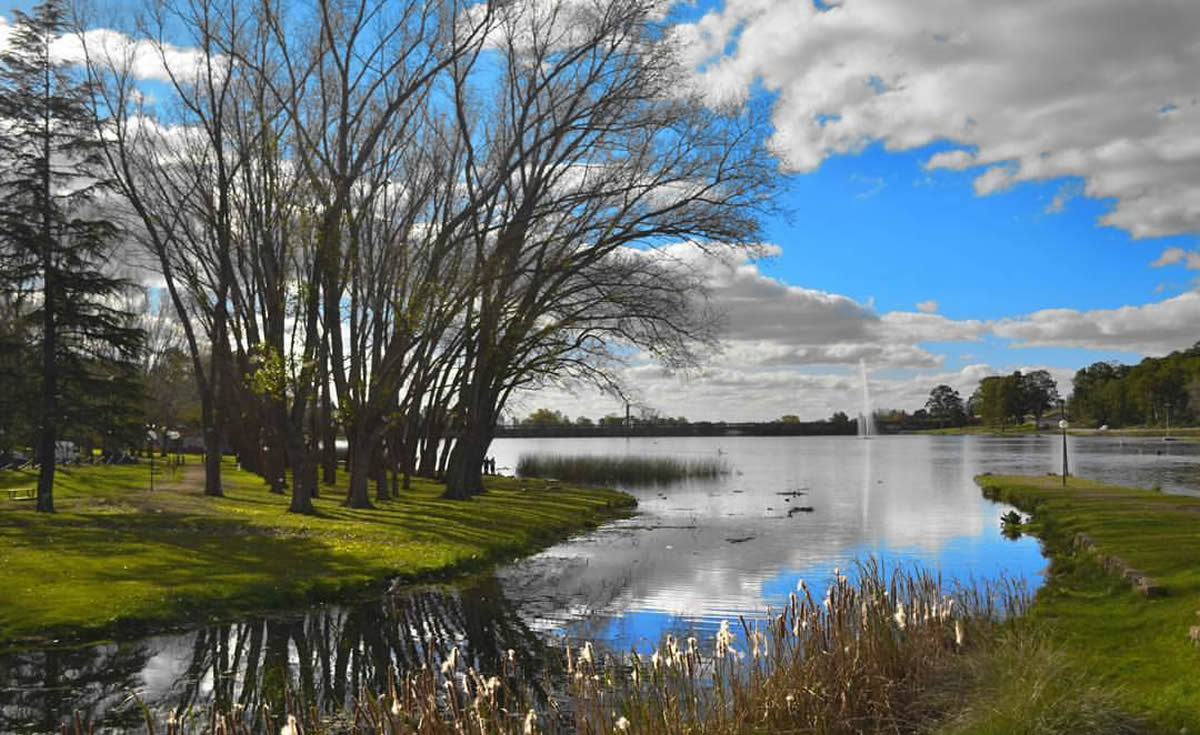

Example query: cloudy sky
[4,0,1199,422]
[518,0,1200,422]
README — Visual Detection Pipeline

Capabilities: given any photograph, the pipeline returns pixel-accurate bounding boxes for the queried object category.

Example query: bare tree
[83,0,257,497]
[243,0,493,509]
[439,0,774,499]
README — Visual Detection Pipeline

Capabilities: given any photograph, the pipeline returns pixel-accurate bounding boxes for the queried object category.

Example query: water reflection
[0,581,556,734]
[486,435,1047,653]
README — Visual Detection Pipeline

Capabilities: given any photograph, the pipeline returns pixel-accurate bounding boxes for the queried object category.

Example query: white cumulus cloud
[993,291,1200,355]
[677,0,1200,239]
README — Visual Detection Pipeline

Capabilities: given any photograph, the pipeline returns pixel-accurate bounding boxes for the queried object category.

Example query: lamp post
[1058,400,1068,487]
[146,425,158,492]
[166,430,182,469]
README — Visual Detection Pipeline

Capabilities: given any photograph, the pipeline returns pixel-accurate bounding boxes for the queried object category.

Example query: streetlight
[146,425,158,492]
[1058,399,1068,487]
[166,430,182,468]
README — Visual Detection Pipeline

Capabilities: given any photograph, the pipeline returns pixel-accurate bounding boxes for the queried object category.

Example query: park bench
[5,487,36,501]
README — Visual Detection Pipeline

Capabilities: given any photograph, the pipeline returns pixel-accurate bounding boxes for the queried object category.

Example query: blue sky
[762,142,1172,371]
[523,0,1200,422]
[5,0,1199,422]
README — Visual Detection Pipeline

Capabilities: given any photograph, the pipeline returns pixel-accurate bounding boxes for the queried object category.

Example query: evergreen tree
[0,0,143,511]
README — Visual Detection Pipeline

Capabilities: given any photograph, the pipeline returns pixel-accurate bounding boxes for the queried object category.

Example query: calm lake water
[2,434,1197,732]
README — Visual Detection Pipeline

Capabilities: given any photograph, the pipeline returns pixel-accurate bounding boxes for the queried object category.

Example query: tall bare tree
[439,0,774,499]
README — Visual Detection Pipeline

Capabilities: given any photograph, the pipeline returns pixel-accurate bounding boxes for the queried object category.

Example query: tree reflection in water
[0,575,556,733]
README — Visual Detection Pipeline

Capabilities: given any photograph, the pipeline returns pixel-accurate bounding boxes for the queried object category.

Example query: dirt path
[159,458,206,494]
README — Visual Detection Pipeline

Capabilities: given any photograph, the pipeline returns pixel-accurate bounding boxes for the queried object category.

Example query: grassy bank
[977,473,1200,729]
[0,459,634,651]
[918,422,1047,436]
[920,424,1200,439]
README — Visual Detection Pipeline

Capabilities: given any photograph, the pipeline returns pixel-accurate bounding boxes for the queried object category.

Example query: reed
[58,559,1136,734]
[517,454,727,485]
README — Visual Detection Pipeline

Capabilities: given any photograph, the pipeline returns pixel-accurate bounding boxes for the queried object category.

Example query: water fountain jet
[858,358,875,438]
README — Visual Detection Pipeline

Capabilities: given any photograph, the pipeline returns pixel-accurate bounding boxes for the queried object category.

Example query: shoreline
[0,461,636,653]
[976,473,1200,729]
[923,425,1200,439]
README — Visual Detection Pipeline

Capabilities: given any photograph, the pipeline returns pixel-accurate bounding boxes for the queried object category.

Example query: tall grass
[57,559,1138,734]
[517,454,727,485]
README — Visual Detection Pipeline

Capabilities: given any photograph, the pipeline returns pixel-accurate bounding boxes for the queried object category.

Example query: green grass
[976,473,1200,730]
[928,628,1142,734]
[920,424,1200,438]
[517,453,728,485]
[0,459,634,651]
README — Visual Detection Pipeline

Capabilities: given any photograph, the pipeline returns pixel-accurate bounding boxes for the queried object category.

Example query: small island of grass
[0,460,635,651]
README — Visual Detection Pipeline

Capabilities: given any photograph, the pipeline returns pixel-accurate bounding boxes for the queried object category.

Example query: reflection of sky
[488,435,1079,651]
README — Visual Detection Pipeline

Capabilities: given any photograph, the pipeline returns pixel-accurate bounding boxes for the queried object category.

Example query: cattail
[523,708,539,735]
[441,648,459,678]
[716,620,736,657]
[667,635,684,669]
[615,715,631,731]
[955,620,965,648]
[751,630,767,660]
[280,714,298,735]
[579,641,594,666]
[893,603,907,631]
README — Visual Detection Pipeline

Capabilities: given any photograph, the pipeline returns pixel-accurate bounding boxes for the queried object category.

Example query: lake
[2,434,1197,732]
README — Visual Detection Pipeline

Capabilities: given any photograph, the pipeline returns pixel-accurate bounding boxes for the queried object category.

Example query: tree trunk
[442,422,491,500]
[321,368,337,486]
[36,322,55,511]
[418,414,441,478]
[264,438,286,494]
[437,436,453,481]
[202,395,225,496]
[345,442,374,509]
[374,452,389,502]
[35,425,55,513]
[36,206,56,513]
[286,425,316,514]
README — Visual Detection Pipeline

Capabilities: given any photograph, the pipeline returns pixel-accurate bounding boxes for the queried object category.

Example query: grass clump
[0,459,634,650]
[928,630,1141,734]
[977,473,1200,730]
[517,453,727,485]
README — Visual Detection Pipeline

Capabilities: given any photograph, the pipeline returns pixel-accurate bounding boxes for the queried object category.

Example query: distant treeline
[495,420,859,438]
[1069,342,1200,428]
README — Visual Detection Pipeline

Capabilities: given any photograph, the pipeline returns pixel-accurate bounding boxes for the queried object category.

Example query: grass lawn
[0,458,634,651]
[976,474,1200,731]
[921,424,1200,439]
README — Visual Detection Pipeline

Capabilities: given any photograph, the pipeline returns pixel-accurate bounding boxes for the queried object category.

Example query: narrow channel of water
[2,435,1196,732]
